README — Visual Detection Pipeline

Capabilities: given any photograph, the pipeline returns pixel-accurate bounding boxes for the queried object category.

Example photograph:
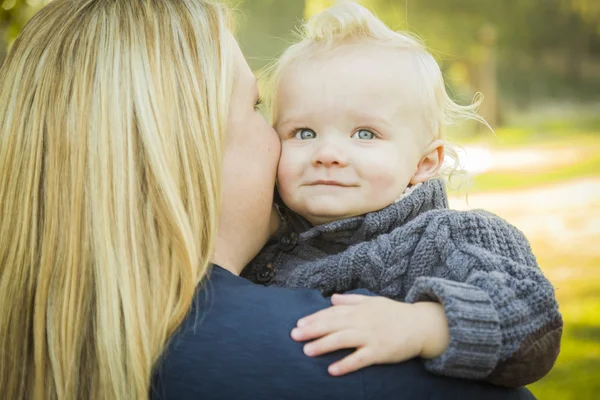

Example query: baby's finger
[296,307,336,328]
[297,304,354,329]
[331,293,369,306]
[291,325,327,342]
[292,316,343,342]
[303,330,361,357]
[328,348,375,376]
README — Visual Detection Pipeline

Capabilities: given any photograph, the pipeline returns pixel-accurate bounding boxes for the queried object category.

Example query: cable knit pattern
[242,179,562,387]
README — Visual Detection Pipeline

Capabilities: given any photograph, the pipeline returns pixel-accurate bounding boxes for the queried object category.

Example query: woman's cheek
[258,121,281,172]
[270,131,282,166]
[276,149,301,204]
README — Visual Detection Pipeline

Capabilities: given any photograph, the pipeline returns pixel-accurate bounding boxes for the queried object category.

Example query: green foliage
[302,0,600,105]
[2,0,599,105]
[234,0,305,70]
[0,0,49,54]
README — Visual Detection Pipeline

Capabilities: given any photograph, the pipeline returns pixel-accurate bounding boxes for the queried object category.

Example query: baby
[242,1,562,387]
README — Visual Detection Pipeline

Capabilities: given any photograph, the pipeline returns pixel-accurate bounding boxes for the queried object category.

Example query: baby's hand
[291,294,450,376]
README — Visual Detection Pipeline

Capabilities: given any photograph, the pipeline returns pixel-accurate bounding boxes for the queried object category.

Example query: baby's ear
[410,140,444,185]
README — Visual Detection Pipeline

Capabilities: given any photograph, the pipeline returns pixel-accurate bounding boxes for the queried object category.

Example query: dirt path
[457,145,590,175]
[452,142,600,258]
[449,177,600,253]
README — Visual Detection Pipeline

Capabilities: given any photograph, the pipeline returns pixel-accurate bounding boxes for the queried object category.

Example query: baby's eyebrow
[350,113,393,128]
[273,115,304,130]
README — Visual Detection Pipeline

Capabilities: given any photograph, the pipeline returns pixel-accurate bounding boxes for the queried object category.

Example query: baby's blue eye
[295,129,317,140]
[352,129,375,140]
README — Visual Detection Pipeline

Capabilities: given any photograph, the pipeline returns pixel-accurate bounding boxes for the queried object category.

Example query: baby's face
[274,44,431,225]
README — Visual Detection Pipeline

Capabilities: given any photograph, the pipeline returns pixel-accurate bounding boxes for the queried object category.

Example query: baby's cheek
[368,170,398,191]
[276,154,298,202]
[277,152,293,184]
[366,170,407,203]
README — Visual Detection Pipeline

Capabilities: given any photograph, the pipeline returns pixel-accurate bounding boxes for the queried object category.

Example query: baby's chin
[282,190,397,226]
[293,203,376,226]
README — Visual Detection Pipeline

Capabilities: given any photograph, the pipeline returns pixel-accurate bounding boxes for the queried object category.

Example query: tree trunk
[476,24,499,128]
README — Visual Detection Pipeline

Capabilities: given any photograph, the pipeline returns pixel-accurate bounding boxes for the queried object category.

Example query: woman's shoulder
[151,265,364,399]
[204,265,335,313]
[178,265,337,339]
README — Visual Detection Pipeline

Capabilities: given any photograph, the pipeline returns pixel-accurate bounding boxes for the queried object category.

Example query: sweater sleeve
[405,210,562,387]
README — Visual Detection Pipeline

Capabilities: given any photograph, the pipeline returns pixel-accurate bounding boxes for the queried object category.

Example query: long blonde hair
[264,0,490,181]
[0,0,233,398]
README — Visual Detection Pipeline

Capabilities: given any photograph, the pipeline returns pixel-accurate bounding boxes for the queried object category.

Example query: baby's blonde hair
[264,0,490,181]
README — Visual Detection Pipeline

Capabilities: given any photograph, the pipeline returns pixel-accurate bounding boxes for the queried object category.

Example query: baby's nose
[311,143,348,167]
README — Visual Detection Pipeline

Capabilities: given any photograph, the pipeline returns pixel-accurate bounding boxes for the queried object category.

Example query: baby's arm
[290,293,452,376]
[281,210,561,386]
[403,210,562,387]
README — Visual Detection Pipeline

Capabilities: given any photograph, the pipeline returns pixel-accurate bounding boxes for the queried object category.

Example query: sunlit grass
[469,150,600,193]
[450,109,600,149]
[453,113,600,193]
[528,247,600,400]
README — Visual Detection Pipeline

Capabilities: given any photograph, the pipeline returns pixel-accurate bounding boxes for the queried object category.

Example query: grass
[455,110,600,399]
[528,247,600,400]
[450,105,600,148]
[469,150,600,193]
[450,111,600,193]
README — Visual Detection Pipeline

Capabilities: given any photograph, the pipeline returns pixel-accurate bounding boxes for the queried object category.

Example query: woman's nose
[310,142,348,168]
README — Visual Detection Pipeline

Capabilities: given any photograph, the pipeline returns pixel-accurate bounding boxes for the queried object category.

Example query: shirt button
[256,262,275,283]
[279,232,298,252]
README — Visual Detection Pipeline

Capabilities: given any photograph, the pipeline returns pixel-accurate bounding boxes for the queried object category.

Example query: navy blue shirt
[152,265,535,400]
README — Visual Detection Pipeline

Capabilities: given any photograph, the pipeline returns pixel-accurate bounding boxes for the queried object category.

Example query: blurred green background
[2,0,599,399]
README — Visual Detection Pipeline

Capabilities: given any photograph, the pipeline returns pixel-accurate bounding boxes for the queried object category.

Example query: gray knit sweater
[242,179,562,387]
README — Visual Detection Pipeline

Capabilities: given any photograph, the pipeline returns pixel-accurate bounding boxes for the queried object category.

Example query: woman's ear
[410,140,445,185]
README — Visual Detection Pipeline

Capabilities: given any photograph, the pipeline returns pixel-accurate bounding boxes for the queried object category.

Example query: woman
[0,1,535,399]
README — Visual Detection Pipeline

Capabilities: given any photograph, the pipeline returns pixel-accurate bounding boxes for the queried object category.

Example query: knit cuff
[406,277,502,380]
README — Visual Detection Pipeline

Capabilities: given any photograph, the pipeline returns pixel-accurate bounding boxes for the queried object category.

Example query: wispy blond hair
[264,0,490,180]
[0,0,233,399]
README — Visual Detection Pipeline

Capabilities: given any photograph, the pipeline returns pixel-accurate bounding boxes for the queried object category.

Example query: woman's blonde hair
[0,0,233,398]
[264,0,490,180]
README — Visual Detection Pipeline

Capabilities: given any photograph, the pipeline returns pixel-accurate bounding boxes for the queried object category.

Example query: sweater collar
[287,179,448,246]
